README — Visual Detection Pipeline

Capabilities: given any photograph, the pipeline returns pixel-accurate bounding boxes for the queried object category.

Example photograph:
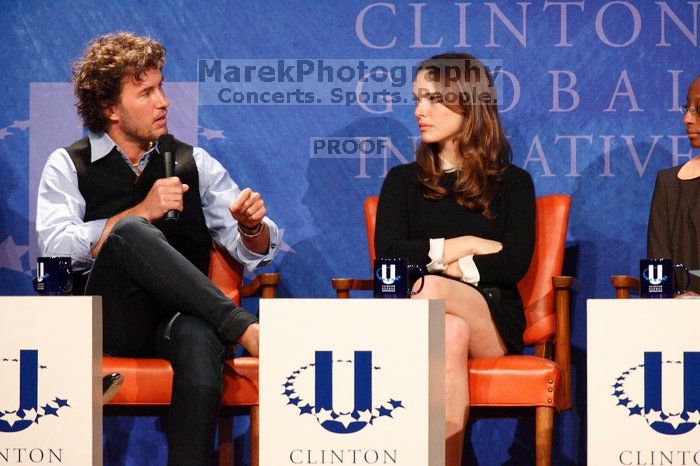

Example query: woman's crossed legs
[412,275,506,466]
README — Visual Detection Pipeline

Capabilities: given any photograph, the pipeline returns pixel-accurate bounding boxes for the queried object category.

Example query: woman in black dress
[375,54,535,465]
[648,75,700,296]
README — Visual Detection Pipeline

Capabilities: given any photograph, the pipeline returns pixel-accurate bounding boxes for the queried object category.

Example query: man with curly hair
[36,32,281,465]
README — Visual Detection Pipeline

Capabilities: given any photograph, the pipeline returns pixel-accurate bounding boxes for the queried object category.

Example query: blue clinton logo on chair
[611,352,700,435]
[282,351,404,434]
[0,350,71,433]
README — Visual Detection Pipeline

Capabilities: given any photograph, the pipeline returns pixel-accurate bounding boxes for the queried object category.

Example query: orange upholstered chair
[103,242,279,466]
[332,195,574,466]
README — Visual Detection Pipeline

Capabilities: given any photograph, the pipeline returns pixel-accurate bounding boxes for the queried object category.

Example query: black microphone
[157,134,178,222]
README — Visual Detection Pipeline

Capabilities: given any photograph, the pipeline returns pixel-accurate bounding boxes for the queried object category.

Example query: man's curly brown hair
[72,32,166,134]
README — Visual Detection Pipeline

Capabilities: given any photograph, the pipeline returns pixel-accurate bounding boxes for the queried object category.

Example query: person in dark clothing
[648,75,700,297]
[36,32,281,465]
[375,54,535,466]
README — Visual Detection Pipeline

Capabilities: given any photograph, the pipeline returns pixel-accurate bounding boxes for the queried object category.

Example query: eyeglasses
[679,105,700,116]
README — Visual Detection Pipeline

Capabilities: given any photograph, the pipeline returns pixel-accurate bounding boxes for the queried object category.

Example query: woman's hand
[674,290,700,299]
[444,235,503,263]
[444,261,463,279]
[470,237,504,255]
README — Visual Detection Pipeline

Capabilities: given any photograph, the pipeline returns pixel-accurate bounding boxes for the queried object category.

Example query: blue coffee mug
[373,258,425,299]
[639,258,689,298]
[34,257,73,296]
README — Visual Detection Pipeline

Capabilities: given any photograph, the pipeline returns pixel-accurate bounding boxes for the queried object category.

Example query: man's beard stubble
[117,105,166,144]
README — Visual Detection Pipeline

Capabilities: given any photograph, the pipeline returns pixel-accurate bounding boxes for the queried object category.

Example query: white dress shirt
[36,132,281,271]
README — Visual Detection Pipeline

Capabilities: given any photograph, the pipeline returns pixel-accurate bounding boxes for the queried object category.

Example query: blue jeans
[86,216,257,466]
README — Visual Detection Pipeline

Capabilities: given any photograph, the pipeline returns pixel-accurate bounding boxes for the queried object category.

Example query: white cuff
[426,238,447,273]
[74,218,108,267]
[235,217,282,271]
[85,219,108,250]
[458,255,480,285]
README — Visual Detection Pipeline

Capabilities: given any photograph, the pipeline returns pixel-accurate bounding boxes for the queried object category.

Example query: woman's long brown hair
[414,53,511,218]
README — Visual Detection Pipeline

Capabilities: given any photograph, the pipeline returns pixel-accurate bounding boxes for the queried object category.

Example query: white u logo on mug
[36,262,45,283]
[381,264,397,284]
[648,264,663,285]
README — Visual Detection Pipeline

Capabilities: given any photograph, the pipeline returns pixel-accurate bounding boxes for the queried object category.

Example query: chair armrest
[552,275,576,412]
[240,273,280,299]
[331,278,373,299]
[611,275,639,299]
[552,275,579,292]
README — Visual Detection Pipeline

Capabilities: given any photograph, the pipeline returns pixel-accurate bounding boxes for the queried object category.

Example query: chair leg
[251,405,259,466]
[535,406,554,466]
[535,407,554,466]
[218,415,235,466]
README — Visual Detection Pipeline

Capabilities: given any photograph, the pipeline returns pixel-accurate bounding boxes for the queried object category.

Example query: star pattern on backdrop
[0,236,30,273]
[611,360,700,431]
[198,126,226,140]
[9,120,30,131]
[0,119,29,141]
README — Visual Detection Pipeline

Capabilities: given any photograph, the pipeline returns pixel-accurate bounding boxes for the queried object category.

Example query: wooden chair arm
[331,278,374,299]
[240,273,280,299]
[611,275,639,299]
[552,275,575,412]
[552,275,580,291]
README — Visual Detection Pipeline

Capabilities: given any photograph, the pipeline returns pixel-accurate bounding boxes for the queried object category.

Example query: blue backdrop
[1,1,698,464]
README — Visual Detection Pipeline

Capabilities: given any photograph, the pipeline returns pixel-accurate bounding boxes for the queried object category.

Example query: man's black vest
[65,137,212,275]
